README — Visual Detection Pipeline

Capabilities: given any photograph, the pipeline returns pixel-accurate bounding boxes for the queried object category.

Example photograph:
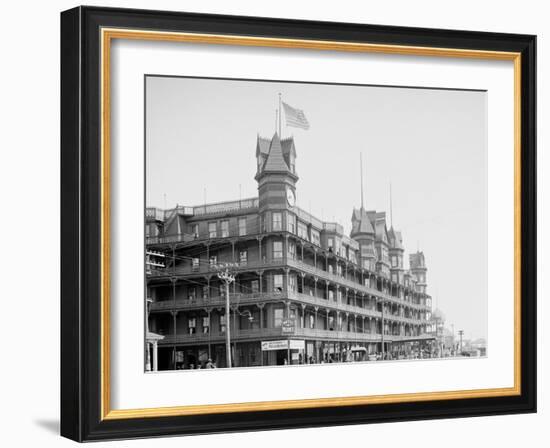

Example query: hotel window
[391,255,398,267]
[311,229,320,246]
[337,264,342,276]
[328,290,334,301]
[335,239,341,256]
[329,315,335,331]
[327,237,334,251]
[239,250,248,264]
[191,224,199,238]
[287,214,296,233]
[208,222,217,238]
[192,257,199,271]
[202,316,210,333]
[273,241,283,259]
[382,246,389,262]
[188,288,196,301]
[188,317,196,334]
[220,314,226,333]
[297,222,308,240]
[272,212,282,231]
[202,285,209,299]
[251,280,259,293]
[220,220,229,237]
[274,308,284,327]
[238,217,247,236]
[273,274,283,292]
[209,255,217,267]
[328,264,333,274]
[309,314,315,329]
[288,241,296,259]
[288,275,296,292]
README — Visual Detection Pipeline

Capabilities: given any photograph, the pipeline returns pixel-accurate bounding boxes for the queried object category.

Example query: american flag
[282,102,310,130]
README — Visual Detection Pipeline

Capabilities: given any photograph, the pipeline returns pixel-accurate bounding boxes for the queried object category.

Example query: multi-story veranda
[147,222,433,369]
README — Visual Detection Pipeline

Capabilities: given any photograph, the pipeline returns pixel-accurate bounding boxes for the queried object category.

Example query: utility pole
[451,323,455,355]
[458,330,464,355]
[216,262,238,368]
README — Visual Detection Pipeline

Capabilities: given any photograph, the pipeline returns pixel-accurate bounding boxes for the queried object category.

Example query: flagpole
[278,93,282,137]
[390,182,393,227]
[360,153,364,210]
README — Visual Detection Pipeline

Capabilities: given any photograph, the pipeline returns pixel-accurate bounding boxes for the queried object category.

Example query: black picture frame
[61,5,536,442]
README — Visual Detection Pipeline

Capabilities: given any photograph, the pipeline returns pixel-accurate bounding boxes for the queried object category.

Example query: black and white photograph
[144,75,488,372]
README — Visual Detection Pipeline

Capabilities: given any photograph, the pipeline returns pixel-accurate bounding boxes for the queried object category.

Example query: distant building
[145,133,434,370]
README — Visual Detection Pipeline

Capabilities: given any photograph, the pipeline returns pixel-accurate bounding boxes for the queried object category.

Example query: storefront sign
[261,339,305,351]
[289,339,305,350]
[261,340,289,351]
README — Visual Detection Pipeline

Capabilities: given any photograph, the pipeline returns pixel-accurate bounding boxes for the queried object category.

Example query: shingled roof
[263,133,291,173]
[351,207,375,235]
[388,227,404,250]
[368,211,389,243]
[256,135,271,157]
[281,137,296,160]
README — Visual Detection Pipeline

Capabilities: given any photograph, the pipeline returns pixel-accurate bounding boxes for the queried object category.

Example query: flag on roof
[282,102,310,130]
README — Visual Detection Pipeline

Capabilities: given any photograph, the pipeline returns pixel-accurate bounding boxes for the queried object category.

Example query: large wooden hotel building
[145,133,434,370]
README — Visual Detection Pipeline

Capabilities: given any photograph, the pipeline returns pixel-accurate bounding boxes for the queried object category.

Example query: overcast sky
[146,75,488,342]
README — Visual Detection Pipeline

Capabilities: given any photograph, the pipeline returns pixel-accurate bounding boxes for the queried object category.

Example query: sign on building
[261,340,289,351]
[261,339,305,351]
[288,339,305,350]
[281,318,295,334]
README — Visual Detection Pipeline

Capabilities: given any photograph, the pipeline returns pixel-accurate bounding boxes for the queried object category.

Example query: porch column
[145,342,151,372]
[152,340,159,372]
[257,236,263,262]
[284,267,290,293]
[314,306,318,329]
[314,277,318,297]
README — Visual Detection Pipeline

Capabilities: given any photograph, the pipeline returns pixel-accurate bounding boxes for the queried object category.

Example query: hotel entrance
[261,339,305,366]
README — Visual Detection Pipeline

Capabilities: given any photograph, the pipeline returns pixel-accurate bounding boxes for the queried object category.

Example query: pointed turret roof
[263,133,290,173]
[281,137,296,159]
[256,135,271,157]
[351,207,374,235]
[388,226,404,249]
[367,211,388,243]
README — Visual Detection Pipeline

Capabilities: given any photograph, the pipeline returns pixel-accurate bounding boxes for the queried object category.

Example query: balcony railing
[148,256,430,312]
[158,327,435,345]
[193,198,258,216]
[149,290,429,326]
